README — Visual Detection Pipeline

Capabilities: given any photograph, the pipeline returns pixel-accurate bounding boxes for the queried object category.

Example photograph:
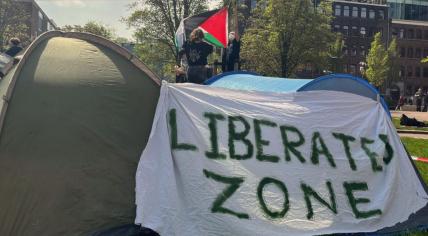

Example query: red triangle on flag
[199,8,228,48]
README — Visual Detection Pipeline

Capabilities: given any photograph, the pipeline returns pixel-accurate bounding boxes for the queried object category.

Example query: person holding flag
[174,7,229,83]
[178,29,214,84]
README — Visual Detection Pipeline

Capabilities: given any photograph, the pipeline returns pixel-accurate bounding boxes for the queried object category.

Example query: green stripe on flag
[204,33,223,48]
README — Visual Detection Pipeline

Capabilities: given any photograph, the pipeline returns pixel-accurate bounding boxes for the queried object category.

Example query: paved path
[398,133,428,139]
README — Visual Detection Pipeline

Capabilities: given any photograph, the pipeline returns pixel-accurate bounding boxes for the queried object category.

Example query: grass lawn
[401,137,428,185]
[394,138,427,236]
[393,117,428,132]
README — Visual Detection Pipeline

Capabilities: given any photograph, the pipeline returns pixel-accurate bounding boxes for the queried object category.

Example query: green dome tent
[0,31,160,235]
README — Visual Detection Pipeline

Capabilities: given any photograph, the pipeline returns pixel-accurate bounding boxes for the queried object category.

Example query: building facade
[388,0,428,21]
[390,20,428,96]
[332,1,389,76]
[14,0,57,43]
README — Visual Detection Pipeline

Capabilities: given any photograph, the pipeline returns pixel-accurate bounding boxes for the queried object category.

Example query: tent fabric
[0,31,160,235]
[205,71,312,93]
[206,72,428,235]
[206,72,390,115]
[298,74,390,115]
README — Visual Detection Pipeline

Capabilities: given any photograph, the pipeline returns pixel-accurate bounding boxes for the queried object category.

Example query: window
[343,25,349,36]
[38,11,43,32]
[335,5,341,16]
[351,48,357,56]
[407,66,413,77]
[344,6,350,17]
[399,29,405,38]
[360,46,365,56]
[416,67,421,77]
[369,9,375,19]
[343,65,348,73]
[424,67,428,78]
[352,7,358,17]
[417,29,422,39]
[343,47,348,55]
[400,47,406,57]
[408,29,414,39]
[392,28,398,36]
[424,49,428,58]
[400,66,405,77]
[424,30,428,40]
[378,10,384,19]
[352,26,358,37]
[416,48,422,58]
[360,27,366,36]
[361,7,367,18]
[408,47,414,58]
[334,25,340,32]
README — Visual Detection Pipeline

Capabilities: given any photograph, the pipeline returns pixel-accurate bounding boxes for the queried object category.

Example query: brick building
[332,1,389,76]
[390,20,428,96]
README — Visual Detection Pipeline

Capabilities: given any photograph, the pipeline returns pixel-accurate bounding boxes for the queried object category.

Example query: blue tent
[205,72,390,116]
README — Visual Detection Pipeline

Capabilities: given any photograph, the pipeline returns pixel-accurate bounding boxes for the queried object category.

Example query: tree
[124,0,208,59]
[61,21,115,40]
[0,0,30,51]
[328,34,344,73]
[386,37,399,84]
[123,0,211,79]
[364,32,389,88]
[240,0,334,77]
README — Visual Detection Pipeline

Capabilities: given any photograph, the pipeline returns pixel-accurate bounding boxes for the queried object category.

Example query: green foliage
[124,0,209,80]
[365,32,389,87]
[421,57,428,63]
[0,0,30,51]
[61,21,115,39]
[387,37,399,83]
[134,40,175,81]
[240,0,335,77]
[328,34,344,73]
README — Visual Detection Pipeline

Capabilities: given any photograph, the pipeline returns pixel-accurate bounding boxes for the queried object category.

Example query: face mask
[229,34,235,41]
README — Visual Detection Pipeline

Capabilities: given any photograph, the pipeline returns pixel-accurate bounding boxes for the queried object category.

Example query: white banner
[135,83,428,236]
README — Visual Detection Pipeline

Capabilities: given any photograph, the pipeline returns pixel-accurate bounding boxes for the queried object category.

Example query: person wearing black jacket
[178,29,213,84]
[5,38,23,57]
[222,31,240,72]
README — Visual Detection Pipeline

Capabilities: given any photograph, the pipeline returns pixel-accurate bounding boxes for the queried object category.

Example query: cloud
[41,0,86,7]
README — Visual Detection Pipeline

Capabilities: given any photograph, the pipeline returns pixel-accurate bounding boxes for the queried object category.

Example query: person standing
[5,38,23,57]
[423,92,428,112]
[178,29,214,84]
[222,31,240,72]
[415,88,423,112]
[395,95,405,111]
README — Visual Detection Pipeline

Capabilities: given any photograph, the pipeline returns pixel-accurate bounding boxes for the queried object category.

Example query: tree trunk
[280,33,289,77]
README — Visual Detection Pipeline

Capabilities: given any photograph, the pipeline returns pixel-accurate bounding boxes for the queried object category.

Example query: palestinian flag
[175,7,228,49]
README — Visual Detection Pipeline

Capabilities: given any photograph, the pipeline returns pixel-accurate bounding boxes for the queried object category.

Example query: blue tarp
[206,71,312,93]
[206,72,390,116]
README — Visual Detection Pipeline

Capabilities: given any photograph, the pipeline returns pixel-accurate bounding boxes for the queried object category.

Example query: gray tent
[0,31,160,235]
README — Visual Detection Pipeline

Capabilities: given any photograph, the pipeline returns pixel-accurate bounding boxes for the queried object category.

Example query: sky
[36,0,221,41]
